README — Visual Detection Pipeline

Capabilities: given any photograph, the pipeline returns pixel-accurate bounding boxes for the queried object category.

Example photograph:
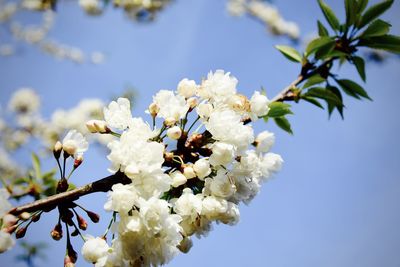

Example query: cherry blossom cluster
[0,2,105,63]
[79,0,171,21]
[81,70,283,266]
[227,0,300,40]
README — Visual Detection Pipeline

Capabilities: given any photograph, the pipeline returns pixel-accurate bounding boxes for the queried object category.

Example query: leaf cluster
[271,0,399,134]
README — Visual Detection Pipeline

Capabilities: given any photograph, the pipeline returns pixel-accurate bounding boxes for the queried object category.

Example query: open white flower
[62,129,89,157]
[198,70,238,103]
[81,236,110,264]
[104,98,132,130]
[152,90,189,122]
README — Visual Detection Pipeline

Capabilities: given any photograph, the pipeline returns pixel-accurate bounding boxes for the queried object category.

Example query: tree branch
[9,172,130,216]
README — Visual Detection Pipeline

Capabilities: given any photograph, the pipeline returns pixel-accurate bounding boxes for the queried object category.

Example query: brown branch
[9,172,131,216]
[270,58,336,102]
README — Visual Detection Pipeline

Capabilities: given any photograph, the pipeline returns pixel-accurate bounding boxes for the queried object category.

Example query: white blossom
[177,78,197,98]
[103,98,132,130]
[255,131,275,153]
[8,88,40,114]
[193,158,211,180]
[250,91,270,118]
[152,90,189,122]
[0,231,15,253]
[81,236,110,264]
[167,126,182,140]
[198,70,238,103]
[62,129,89,157]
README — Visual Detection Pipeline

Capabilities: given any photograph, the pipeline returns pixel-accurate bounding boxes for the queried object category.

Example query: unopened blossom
[81,236,110,264]
[183,165,196,179]
[62,130,88,157]
[103,98,132,130]
[177,78,197,98]
[250,91,270,118]
[8,88,40,114]
[170,171,187,188]
[86,120,108,133]
[167,126,182,140]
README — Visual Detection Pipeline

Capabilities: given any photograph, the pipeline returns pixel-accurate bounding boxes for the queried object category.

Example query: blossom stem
[186,115,200,134]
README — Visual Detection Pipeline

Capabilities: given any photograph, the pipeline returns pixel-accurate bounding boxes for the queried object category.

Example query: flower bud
[19,212,30,221]
[74,154,83,169]
[5,224,18,234]
[53,141,63,159]
[51,223,63,241]
[167,126,182,140]
[62,140,77,157]
[178,236,193,254]
[86,211,100,223]
[148,102,159,117]
[2,214,17,228]
[86,120,109,134]
[170,171,187,188]
[183,165,196,179]
[187,97,198,109]
[15,226,27,239]
[57,178,69,193]
[31,212,41,222]
[67,244,78,264]
[164,117,176,127]
[77,215,87,231]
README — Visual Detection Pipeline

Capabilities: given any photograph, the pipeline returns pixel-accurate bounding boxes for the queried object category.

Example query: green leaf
[267,102,293,118]
[302,74,326,89]
[315,40,336,59]
[301,96,325,109]
[327,86,344,118]
[337,79,372,100]
[358,19,391,38]
[274,117,293,134]
[275,45,302,62]
[317,20,329,36]
[358,34,400,54]
[358,0,394,29]
[352,56,366,81]
[357,0,369,13]
[305,87,343,106]
[305,37,334,56]
[318,0,341,31]
[345,0,357,26]
[31,153,41,179]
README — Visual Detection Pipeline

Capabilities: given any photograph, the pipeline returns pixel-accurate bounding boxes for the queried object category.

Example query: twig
[9,172,130,216]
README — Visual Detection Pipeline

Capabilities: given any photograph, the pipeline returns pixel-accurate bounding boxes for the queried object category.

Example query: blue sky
[1,0,400,266]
